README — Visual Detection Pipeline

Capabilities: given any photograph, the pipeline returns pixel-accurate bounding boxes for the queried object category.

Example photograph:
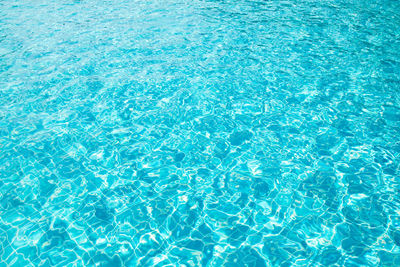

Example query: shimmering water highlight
[1,0,400,266]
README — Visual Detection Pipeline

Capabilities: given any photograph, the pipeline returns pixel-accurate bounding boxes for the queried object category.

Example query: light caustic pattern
[1,0,400,266]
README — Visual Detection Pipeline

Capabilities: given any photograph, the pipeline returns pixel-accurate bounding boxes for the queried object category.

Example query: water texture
[1,0,400,266]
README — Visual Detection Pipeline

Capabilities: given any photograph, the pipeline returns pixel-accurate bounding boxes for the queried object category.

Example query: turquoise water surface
[1,0,400,266]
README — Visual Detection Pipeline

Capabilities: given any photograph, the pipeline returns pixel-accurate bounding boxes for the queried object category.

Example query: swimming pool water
[1,0,400,266]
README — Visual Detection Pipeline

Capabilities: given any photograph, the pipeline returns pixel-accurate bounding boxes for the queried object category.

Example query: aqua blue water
[1,0,400,266]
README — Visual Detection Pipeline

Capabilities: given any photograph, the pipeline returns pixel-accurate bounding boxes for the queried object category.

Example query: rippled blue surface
[1,0,400,266]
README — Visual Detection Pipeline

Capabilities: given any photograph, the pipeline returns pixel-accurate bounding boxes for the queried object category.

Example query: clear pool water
[1,0,400,266]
